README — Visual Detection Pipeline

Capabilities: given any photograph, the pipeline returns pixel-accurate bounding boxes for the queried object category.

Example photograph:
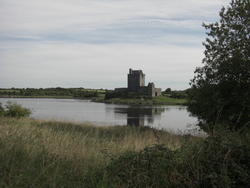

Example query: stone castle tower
[115,68,161,97]
[127,68,145,92]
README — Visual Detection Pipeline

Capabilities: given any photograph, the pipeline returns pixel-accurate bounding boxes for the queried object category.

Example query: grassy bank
[94,96,187,105]
[1,118,249,187]
[0,117,195,187]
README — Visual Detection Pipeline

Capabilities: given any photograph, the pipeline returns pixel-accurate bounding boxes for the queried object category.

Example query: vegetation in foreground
[0,117,198,187]
[0,117,249,187]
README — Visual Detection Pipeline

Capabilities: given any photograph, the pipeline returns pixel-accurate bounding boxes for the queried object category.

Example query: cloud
[1,19,204,47]
[0,41,203,89]
[0,0,230,46]
[0,0,229,36]
[0,0,230,89]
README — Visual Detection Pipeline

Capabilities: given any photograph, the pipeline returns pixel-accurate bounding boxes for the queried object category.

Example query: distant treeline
[0,87,189,101]
[161,88,189,99]
[0,88,107,99]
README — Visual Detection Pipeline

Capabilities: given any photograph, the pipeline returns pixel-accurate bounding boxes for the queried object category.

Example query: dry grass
[0,117,188,154]
[0,117,199,187]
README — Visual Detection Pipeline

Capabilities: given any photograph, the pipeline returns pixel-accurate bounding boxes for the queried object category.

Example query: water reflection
[0,98,199,133]
[115,106,165,127]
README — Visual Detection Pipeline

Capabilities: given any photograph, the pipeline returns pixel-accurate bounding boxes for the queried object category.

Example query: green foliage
[0,103,4,116]
[73,90,98,98]
[105,129,250,188]
[106,145,176,187]
[153,96,187,105]
[165,88,171,93]
[178,128,250,187]
[162,89,188,99]
[4,102,31,118]
[0,87,105,99]
[188,0,250,129]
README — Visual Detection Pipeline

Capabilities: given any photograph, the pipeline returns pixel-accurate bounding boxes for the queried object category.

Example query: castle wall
[154,88,162,97]
[147,82,161,97]
[115,68,161,97]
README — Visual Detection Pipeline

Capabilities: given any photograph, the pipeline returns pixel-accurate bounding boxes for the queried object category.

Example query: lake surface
[0,98,201,134]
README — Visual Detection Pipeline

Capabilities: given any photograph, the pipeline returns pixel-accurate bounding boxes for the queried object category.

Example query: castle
[115,69,161,97]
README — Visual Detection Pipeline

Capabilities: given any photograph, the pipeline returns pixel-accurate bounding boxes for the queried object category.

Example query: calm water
[0,98,201,134]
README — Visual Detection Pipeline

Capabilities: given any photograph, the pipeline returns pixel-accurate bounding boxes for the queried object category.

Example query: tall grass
[2,118,247,187]
[0,117,195,187]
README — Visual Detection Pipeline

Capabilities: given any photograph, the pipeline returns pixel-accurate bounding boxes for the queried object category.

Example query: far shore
[0,95,76,99]
[0,95,187,105]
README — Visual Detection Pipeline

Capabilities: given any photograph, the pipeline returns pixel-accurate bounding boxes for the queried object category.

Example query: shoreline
[0,95,187,106]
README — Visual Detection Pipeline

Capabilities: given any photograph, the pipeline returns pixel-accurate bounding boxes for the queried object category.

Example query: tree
[188,0,250,130]
[165,88,171,93]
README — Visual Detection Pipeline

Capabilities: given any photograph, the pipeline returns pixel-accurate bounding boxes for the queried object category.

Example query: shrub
[180,129,250,187]
[0,103,4,116]
[104,130,250,188]
[106,145,178,187]
[4,102,31,118]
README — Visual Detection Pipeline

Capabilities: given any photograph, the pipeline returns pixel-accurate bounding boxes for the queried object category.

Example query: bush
[4,102,31,118]
[104,130,250,187]
[106,145,177,187]
[179,129,250,187]
[0,103,4,116]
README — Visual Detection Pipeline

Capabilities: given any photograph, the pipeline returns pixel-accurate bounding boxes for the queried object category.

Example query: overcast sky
[0,0,230,90]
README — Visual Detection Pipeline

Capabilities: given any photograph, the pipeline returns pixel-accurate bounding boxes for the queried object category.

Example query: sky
[0,0,230,90]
